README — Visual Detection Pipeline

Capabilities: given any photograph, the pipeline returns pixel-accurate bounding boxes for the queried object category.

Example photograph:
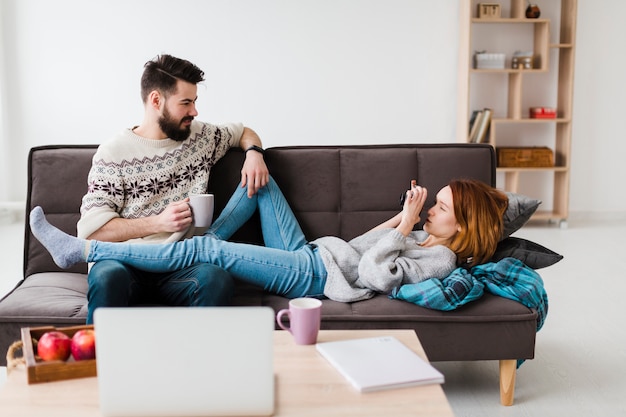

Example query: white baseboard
[0,202,24,225]
[567,211,626,221]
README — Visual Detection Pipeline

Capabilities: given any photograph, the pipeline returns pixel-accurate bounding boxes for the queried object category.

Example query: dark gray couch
[0,143,538,405]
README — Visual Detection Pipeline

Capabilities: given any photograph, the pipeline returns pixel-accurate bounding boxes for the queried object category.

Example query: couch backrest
[24,143,495,278]
[25,145,99,277]
[263,144,496,242]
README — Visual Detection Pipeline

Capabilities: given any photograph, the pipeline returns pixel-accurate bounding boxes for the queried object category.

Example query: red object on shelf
[529,107,557,119]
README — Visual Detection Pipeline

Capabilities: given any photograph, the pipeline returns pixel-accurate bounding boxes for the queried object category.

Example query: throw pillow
[502,192,541,239]
[491,237,563,269]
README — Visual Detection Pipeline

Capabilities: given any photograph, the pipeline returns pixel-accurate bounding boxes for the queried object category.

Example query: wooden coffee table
[0,329,454,416]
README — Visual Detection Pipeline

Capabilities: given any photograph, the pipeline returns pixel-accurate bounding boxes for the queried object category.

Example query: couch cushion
[0,273,88,320]
[503,192,541,239]
[0,273,89,365]
[492,237,563,269]
[233,288,537,362]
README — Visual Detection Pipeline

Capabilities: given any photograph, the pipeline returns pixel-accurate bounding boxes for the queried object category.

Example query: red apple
[37,331,72,362]
[71,329,96,361]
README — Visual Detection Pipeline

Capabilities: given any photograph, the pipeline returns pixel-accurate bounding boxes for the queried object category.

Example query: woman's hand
[396,183,427,236]
[367,180,427,234]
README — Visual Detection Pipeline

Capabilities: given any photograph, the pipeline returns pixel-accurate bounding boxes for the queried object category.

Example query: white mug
[189,194,214,228]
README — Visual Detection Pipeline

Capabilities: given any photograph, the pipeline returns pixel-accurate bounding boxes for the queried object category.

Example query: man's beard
[158,107,193,142]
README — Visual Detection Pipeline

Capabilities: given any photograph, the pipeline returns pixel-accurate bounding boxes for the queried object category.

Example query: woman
[29,176,508,303]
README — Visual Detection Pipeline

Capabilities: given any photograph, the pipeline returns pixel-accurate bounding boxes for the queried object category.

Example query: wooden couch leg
[500,359,517,405]
[499,359,516,406]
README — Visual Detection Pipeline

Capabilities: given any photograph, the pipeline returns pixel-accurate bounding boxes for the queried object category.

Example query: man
[77,54,269,324]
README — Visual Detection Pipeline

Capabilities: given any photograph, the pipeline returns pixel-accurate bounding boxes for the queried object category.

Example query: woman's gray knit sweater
[312,228,456,302]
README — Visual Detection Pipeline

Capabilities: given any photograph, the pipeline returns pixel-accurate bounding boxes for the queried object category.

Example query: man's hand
[241,151,269,197]
[156,198,194,232]
[87,198,193,241]
[239,127,269,197]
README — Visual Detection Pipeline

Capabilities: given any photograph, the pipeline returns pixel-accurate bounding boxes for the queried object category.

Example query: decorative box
[474,52,506,69]
[512,51,534,69]
[19,325,97,384]
[497,147,554,168]
[529,107,557,119]
[477,3,501,19]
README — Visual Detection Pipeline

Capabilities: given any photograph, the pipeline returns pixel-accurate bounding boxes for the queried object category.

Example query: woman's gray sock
[29,206,87,269]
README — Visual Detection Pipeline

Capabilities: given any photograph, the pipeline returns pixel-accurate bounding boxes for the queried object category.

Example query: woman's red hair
[447,179,508,267]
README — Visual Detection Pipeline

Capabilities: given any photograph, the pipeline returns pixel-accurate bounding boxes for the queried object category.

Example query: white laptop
[94,307,275,417]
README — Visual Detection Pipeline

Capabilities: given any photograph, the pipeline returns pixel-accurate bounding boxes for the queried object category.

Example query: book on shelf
[469,108,492,143]
[316,336,444,392]
[468,110,483,142]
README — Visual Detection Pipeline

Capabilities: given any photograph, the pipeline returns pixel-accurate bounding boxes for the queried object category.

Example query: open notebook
[316,335,444,392]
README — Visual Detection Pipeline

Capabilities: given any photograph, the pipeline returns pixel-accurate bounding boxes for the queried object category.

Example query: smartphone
[399,180,418,207]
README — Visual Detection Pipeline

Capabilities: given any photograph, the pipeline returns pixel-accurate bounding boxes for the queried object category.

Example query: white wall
[0,2,10,202]
[0,0,459,203]
[1,0,625,216]
[570,0,626,215]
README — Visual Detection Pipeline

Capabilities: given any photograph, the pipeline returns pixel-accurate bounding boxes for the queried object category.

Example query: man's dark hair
[140,54,205,102]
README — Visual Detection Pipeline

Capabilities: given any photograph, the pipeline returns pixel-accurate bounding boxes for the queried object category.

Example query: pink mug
[276,298,322,345]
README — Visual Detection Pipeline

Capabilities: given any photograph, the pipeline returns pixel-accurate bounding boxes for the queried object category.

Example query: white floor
[1,214,625,416]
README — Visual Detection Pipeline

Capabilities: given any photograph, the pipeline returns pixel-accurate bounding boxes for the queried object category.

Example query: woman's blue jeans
[88,177,328,299]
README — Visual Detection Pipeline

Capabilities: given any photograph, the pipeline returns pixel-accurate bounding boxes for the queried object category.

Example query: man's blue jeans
[86,261,234,324]
[88,177,328,299]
